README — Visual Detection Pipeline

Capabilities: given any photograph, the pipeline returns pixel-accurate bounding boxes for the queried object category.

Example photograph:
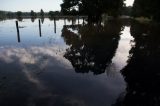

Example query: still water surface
[0,18,159,106]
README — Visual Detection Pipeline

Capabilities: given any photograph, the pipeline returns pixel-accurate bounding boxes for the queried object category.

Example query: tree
[30,10,36,18]
[121,6,132,16]
[114,21,160,106]
[16,11,22,18]
[132,0,160,22]
[61,0,124,22]
[0,11,6,19]
[61,20,122,74]
[40,9,44,17]
[48,11,61,18]
[48,11,54,17]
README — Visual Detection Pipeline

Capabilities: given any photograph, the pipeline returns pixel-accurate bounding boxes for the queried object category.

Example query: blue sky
[0,0,63,12]
[0,0,134,12]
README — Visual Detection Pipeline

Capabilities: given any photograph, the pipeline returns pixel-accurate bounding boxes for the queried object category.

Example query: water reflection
[108,26,135,72]
[17,17,23,22]
[31,17,36,23]
[41,18,44,24]
[62,20,123,75]
[0,45,72,106]
[114,22,160,106]
[0,18,137,106]
[64,18,66,25]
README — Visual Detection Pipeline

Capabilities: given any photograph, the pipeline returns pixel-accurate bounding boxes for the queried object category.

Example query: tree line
[61,0,124,22]
[132,0,160,22]
[61,0,160,22]
[0,9,62,19]
[1,0,160,22]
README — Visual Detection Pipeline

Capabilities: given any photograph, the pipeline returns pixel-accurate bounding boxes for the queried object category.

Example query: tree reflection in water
[62,20,123,75]
[114,22,160,106]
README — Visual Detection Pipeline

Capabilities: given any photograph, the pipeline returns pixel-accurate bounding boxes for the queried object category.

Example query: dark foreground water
[0,18,160,106]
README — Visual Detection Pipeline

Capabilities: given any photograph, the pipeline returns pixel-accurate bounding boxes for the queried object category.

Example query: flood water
[0,18,160,106]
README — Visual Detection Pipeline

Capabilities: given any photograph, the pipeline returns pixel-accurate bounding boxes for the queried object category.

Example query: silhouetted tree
[132,0,160,22]
[121,6,132,16]
[0,11,7,19]
[6,12,16,18]
[16,11,22,18]
[61,0,124,22]
[114,21,160,106]
[61,20,122,74]
[16,11,23,21]
[40,9,44,17]
[48,11,55,18]
[30,10,37,18]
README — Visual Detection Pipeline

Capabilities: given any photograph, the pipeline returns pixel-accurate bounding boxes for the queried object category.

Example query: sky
[125,0,135,6]
[0,0,134,12]
[0,0,63,12]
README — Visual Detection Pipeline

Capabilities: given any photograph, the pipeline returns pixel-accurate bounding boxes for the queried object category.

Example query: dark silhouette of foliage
[0,11,7,19]
[121,6,132,16]
[61,20,122,74]
[6,12,16,18]
[40,9,44,17]
[48,11,61,18]
[114,21,160,106]
[16,11,23,21]
[30,10,37,18]
[48,11,55,17]
[132,0,160,22]
[61,0,124,22]
[16,11,22,18]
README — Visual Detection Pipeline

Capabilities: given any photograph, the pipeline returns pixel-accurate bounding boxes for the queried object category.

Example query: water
[0,18,159,106]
